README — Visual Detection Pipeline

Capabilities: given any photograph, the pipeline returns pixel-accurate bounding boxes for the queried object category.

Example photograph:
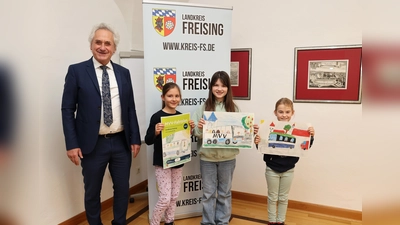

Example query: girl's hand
[197,118,205,129]
[189,120,195,129]
[189,120,195,134]
[308,126,315,136]
[254,135,260,145]
[155,123,164,136]
[253,124,259,135]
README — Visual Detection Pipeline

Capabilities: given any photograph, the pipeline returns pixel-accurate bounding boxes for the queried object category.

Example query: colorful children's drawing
[258,120,311,157]
[202,111,254,149]
[161,113,191,168]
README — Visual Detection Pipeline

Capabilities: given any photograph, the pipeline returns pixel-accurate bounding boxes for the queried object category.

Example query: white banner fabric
[143,0,232,220]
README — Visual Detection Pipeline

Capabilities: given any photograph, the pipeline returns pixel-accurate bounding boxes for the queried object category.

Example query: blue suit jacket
[61,58,141,154]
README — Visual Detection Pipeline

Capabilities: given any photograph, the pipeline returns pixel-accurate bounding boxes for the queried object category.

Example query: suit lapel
[86,58,100,94]
[112,61,123,97]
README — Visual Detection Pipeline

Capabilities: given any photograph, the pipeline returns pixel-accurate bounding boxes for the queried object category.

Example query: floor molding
[59,180,361,224]
[58,180,148,225]
[126,207,270,224]
[232,190,362,221]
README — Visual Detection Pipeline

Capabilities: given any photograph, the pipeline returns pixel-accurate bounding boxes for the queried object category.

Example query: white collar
[92,58,113,71]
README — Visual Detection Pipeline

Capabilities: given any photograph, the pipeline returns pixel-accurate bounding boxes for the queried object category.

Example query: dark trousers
[81,132,131,225]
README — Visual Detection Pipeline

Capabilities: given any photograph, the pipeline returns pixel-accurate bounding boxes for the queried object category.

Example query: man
[61,23,141,225]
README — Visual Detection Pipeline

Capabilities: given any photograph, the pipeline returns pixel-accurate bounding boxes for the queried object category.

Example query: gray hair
[88,23,120,49]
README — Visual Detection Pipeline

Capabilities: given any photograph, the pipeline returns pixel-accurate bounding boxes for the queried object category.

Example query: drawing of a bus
[204,125,248,145]
[163,139,190,157]
[268,132,296,149]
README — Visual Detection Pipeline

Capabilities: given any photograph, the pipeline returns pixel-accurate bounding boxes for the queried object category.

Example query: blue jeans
[200,159,236,225]
[265,166,294,223]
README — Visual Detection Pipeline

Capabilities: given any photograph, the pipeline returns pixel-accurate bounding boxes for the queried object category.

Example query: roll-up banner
[143,0,232,219]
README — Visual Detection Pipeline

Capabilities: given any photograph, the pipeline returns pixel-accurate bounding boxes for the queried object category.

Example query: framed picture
[231,48,252,100]
[293,45,362,103]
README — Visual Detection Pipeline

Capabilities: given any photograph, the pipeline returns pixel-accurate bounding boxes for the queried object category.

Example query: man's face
[90,29,115,65]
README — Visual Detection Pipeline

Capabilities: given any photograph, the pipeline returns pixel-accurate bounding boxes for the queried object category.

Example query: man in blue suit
[61,23,141,225]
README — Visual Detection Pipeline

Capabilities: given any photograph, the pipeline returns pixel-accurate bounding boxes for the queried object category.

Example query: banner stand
[143,0,232,219]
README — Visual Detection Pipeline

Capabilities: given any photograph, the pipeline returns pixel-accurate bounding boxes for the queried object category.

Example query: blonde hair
[274,98,294,112]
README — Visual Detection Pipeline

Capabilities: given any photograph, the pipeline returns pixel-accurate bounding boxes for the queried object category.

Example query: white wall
[2,0,383,224]
[0,1,148,224]
[196,0,363,211]
[182,0,362,211]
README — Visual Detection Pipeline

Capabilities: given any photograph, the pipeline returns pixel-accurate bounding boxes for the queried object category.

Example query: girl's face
[274,104,294,122]
[212,79,228,102]
[162,87,181,110]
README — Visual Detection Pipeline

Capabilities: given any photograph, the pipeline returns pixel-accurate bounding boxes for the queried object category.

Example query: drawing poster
[161,113,191,168]
[202,111,254,149]
[258,120,311,157]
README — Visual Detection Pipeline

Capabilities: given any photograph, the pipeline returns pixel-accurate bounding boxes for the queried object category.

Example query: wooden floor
[77,194,362,225]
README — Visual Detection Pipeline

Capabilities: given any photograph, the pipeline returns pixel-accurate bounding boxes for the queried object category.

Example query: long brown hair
[204,71,237,112]
[162,82,181,108]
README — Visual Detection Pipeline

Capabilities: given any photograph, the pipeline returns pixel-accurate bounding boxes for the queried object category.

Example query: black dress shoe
[164,222,174,225]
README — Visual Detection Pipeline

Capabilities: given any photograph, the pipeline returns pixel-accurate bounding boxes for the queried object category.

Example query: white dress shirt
[93,58,124,134]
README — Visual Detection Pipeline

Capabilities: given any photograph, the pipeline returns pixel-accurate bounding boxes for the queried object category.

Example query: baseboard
[58,180,148,225]
[232,190,362,221]
[129,180,148,196]
[59,181,361,224]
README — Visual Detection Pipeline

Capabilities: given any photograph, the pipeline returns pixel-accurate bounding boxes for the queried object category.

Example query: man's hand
[67,148,83,166]
[131,144,141,158]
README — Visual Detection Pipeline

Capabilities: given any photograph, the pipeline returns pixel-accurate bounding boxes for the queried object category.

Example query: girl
[145,82,195,225]
[193,71,258,225]
[255,98,315,225]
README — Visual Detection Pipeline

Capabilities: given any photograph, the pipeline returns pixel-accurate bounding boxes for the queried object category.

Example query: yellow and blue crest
[152,9,176,37]
[153,68,177,92]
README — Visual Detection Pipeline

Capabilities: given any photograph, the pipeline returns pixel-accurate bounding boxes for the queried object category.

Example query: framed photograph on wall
[293,45,362,103]
[231,48,252,100]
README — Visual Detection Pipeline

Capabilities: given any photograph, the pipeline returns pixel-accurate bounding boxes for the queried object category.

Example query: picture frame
[293,45,362,104]
[231,48,252,100]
